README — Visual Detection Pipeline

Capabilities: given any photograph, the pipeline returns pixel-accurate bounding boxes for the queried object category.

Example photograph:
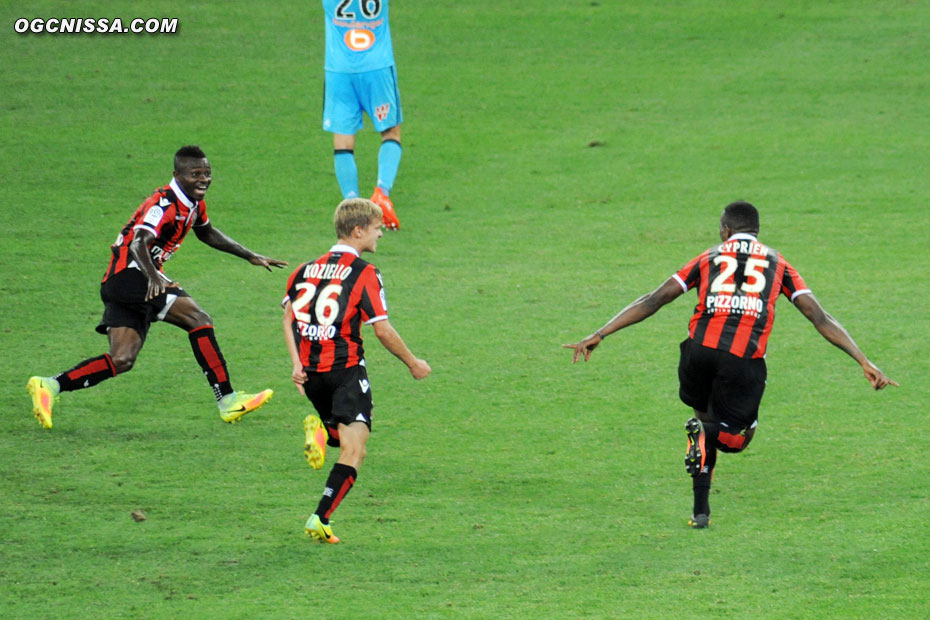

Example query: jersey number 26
[293,283,343,326]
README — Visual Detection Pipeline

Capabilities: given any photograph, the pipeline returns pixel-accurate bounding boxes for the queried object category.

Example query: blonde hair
[334,198,382,238]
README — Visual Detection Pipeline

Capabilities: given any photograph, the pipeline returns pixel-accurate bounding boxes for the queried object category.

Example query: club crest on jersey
[375,103,390,122]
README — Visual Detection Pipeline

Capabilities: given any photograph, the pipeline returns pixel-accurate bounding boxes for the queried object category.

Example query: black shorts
[95,269,189,342]
[304,364,374,442]
[677,338,767,429]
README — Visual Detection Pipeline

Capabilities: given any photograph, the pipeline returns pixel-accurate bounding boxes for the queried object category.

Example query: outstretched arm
[793,293,898,390]
[563,277,684,363]
[194,222,288,271]
[372,319,431,379]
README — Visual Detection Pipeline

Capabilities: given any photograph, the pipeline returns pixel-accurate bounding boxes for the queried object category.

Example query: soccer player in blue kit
[322,0,403,230]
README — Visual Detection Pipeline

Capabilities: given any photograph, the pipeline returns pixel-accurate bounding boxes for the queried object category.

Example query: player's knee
[341,442,367,468]
[190,310,212,328]
[110,352,136,374]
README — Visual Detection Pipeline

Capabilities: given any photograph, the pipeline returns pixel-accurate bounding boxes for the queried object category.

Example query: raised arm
[793,293,898,390]
[563,276,684,363]
[194,222,288,271]
[371,319,431,380]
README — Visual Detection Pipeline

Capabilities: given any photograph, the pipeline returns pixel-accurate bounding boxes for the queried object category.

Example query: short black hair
[174,145,207,171]
[722,201,760,233]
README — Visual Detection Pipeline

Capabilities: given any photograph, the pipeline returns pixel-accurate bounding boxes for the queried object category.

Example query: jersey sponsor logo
[299,323,338,341]
[344,28,375,51]
[150,245,175,265]
[375,103,390,121]
[705,294,764,316]
[143,205,164,227]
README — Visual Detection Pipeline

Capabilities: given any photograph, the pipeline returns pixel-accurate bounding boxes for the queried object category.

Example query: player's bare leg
[306,422,370,543]
[371,125,401,230]
[333,133,360,199]
[165,296,272,422]
[26,327,136,429]
[107,327,143,374]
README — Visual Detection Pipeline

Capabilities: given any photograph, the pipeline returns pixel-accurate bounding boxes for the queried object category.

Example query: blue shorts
[323,66,402,135]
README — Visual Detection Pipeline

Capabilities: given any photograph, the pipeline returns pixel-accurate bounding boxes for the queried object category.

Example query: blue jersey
[323,0,394,73]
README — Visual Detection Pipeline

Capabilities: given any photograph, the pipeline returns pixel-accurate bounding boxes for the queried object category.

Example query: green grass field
[2,1,928,618]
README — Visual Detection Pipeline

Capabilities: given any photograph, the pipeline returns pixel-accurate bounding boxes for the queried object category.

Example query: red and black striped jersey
[284,244,389,373]
[102,178,209,282]
[673,233,810,359]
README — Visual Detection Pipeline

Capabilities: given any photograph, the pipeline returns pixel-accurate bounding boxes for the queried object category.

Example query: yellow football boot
[305,514,340,544]
[27,376,58,429]
[303,414,328,470]
[218,389,273,423]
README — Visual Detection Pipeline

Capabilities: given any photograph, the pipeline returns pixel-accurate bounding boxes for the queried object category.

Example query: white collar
[330,243,359,257]
[727,232,758,241]
[169,177,195,208]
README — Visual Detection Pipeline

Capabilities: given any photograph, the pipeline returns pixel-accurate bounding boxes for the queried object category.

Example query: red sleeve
[282,264,304,308]
[358,265,388,323]
[779,256,810,300]
[133,195,173,237]
[675,250,707,291]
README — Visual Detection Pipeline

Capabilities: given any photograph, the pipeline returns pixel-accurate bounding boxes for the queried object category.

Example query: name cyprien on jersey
[718,240,769,256]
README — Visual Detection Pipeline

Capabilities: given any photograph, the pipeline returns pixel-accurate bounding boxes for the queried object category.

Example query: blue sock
[376,140,402,195]
[333,150,359,198]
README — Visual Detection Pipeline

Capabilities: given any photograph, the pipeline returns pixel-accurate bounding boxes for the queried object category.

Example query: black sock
[701,420,720,445]
[315,463,358,524]
[188,325,233,401]
[692,474,711,516]
[54,354,117,392]
[692,445,717,515]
